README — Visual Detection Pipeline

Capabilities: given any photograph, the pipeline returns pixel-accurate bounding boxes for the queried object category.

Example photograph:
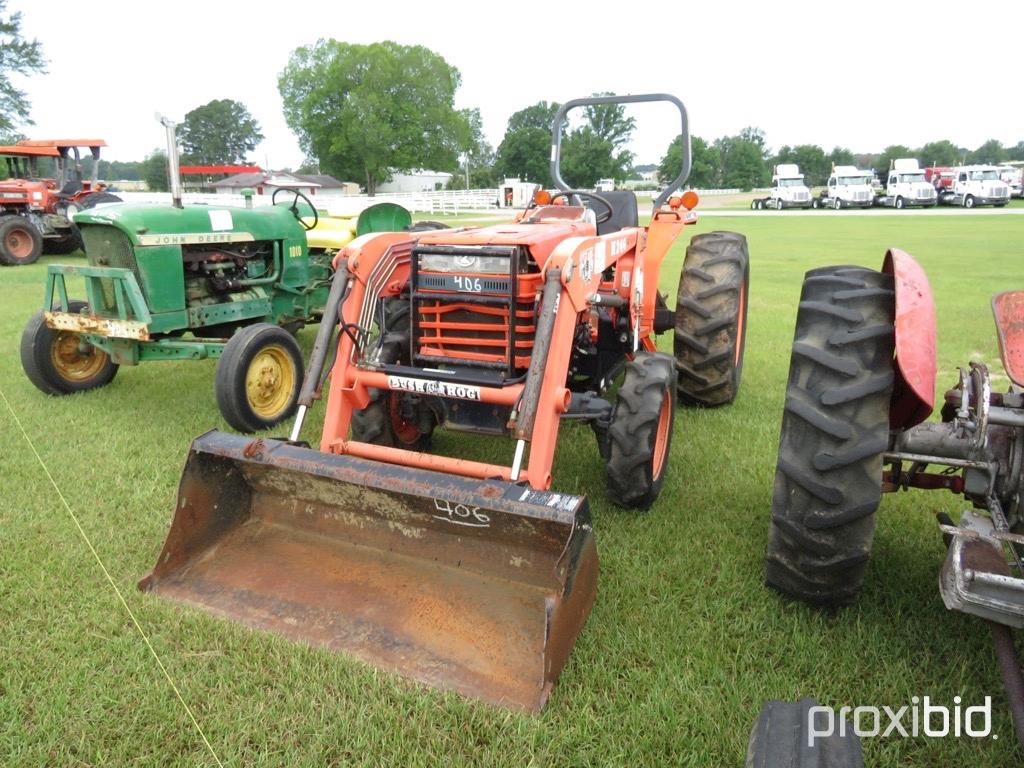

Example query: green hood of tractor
[73,203,307,245]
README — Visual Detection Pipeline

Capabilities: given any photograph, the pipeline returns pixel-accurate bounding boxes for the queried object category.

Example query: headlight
[419,253,511,274]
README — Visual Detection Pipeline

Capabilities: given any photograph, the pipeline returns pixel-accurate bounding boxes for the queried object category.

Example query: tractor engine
[181,242,275,305]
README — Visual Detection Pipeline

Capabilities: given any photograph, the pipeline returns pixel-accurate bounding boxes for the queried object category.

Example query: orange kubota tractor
[138,94,750,711]
[0,139,121,265]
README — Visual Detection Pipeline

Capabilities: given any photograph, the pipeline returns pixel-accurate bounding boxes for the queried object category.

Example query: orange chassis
[317,199,697,490]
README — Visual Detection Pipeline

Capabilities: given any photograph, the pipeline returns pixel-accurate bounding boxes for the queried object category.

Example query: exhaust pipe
[156,113,183,208]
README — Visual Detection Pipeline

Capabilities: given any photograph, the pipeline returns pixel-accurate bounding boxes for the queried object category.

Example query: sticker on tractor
[137,232,256,246]
[209,210,233,231]
[387,375,481,401]
[580,247,594,283]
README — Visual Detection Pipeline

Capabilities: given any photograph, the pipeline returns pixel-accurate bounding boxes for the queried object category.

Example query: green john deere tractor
[19,192,412,432]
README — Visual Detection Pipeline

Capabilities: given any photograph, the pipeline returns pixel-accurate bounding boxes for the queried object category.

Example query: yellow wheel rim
[245,344,296,419]
[50,332,107,382]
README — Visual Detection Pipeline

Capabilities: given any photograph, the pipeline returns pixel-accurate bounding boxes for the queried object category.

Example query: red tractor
[0,139,121,265]
[767,250,1024,745]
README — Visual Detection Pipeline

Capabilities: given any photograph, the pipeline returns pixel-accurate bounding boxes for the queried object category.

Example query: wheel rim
[389,395,422,445]
[245,344,296,419]
[50,332,106,382]
[652,390,672,478]
[734,279,747,367]
[5,225,33,259]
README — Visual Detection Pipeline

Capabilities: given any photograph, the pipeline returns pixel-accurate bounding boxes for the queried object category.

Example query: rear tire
[605,351,676,510]
[674,231,749,407]
[747,699,864,768]
[215,323,304,433]
[765,266,895,605]
[43,227,83,255]
[20,300,118,394]
[79,192,122,209]
[406,220,449,232]
[0,215,43,266]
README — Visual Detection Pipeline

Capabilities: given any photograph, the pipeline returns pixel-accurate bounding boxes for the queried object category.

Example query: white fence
[111,189,502,217]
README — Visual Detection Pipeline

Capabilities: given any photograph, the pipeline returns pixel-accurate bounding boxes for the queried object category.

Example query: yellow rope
[1,387,224,767]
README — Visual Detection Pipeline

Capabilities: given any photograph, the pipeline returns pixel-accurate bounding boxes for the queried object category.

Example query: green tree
[774,144,829,186]
[715,128,769,190]
[279,40,464,195]
[829,146,855,167]
[968,139,1007,165]
[496,101,559,184]
[873,145,913,174]
[0,1,45,133]
[658,134,719,189]
[559,94,635,188]
[141,149,169,192]
[450,107,498,189]
[178,99,264,165]
[917,140,961,167]
[1008,141,1024,161]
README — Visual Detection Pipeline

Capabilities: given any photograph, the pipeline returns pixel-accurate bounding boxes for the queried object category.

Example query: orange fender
[883,248,936,428]
[992,291,1024,387]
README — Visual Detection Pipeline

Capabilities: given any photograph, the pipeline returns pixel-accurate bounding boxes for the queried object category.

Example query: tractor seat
[59,180,83,197]
[590,191,639,235]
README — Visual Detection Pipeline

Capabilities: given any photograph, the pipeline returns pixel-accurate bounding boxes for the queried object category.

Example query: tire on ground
[0,215,43,266]
[20,299,118,394]
[43,227,84,255]
[605,351,676,510]
[674,230,750,407]
[746,699,864,768]
[765,265,895,605]
[215,323,304,433]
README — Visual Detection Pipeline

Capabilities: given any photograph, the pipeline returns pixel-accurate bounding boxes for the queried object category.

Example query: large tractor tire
[351,298,437,450]
[43,227,84,255]
[0,215,43,266]
[20,300,118,395]
[215,323,304,433]
[79,192,123,209]
[765,266,895,606]
[674,231,749,407]
[604,351,676,510]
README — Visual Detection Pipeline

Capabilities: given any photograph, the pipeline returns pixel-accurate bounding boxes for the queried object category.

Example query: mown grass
[2,212,1023,766]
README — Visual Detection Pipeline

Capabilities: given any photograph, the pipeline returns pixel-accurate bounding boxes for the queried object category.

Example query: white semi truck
[936,165,1011,208]
[874,159,938,209]
[750,164,813,210]
[812,165,875,209]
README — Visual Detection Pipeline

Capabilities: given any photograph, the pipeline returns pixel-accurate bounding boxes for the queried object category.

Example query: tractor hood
[73,203,306,246]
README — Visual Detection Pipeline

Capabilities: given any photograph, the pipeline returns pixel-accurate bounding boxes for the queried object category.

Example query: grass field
[2,212,1023,766]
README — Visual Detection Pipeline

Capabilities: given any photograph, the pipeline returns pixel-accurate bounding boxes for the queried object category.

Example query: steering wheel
[549,190,614,224]
[272,188,319,231]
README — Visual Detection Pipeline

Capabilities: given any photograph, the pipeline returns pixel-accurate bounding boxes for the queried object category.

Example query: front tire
[674,231,750,407]
[894,196,904,210]
[43,227,84,255]
[964,194,975,209]
[215,323,304,433]
[0,215,43,266]
[605,352,676,510]
[765,266,895,605]
[20,300,118,394]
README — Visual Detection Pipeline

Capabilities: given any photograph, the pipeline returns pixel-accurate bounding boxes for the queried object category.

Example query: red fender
[883,248,936,428]
[992,291,1024,387]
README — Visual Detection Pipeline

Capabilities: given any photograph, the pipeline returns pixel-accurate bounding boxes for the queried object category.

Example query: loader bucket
[139,431,597,712]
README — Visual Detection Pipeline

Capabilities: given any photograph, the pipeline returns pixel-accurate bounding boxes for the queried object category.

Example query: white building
[210,171,356,198]
[376,170,453,194]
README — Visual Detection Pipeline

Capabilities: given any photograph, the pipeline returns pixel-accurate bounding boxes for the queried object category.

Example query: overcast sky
[9,0,1024,170]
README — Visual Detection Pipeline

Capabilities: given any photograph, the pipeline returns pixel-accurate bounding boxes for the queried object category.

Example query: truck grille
[854,191,870,201]
[411,245,540,376]
[993,187,1008,198]
[793,191,809,202]
[80,224,144,313]
[916,189,933,199]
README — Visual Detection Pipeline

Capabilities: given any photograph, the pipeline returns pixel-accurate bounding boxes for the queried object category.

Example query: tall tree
[829,147,855,167]
[917,140,961,167]
[1007,141,1024,161]
[496,101,560,184]
[715,128,769,190]
[178,99,264,165]
[279,40,464,195]
[560,93,635,188]
[141,149,169,192]
[659,134,719,189]
[872,145,913,174]
[968,139,1007,165]
[774,144,829,186]
[0,0,46,133]
[451,107,498,189]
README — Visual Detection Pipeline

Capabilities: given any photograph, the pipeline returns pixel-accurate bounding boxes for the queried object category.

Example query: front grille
[854,191,870,201]
[80,224,144,313]
[993,187,1008,198]
[793,191,809,201]
[916,189,933,199]
[411,244,540,376]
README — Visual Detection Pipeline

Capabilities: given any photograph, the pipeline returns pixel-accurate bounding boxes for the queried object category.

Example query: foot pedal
[939,511,1024,628]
